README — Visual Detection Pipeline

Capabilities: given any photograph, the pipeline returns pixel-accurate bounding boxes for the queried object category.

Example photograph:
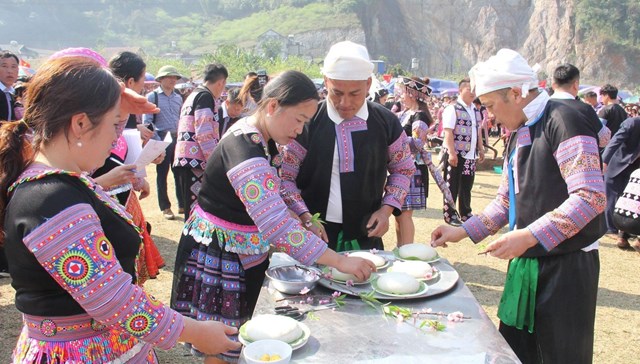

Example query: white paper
[132,137,171,177]
[123,129,142,165]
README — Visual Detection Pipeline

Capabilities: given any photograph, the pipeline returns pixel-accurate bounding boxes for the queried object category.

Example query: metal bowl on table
[265,265,321,295]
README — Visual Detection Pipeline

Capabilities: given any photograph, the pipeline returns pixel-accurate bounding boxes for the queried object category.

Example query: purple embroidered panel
[335,118,368,173]
[227,157,327,265]
[280,140,309,215]
[23,203,183,349]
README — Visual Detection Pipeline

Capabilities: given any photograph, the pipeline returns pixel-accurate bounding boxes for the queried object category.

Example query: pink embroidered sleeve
[383,133,415,210]
[279,140,310,216]
[462,158,510,243]
[528,135,605,251]
[193,107,219,163]
[228,158,327,264]
[23,204,184,350]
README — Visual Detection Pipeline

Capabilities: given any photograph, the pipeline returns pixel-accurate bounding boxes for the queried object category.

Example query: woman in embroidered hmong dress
[0,56,240,363]
[171,71,377,363]
[394,77,461,245]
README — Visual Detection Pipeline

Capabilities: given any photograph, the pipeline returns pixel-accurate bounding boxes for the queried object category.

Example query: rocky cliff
[356,0,640,88]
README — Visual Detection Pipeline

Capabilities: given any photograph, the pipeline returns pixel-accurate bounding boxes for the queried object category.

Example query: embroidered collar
[8,163,142,237]
[326,98,368,125]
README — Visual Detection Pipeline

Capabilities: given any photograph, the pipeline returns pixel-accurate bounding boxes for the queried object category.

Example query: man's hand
[136,124,154,142]
[478,148,485,163]
[448,153,458,167]
[430,225,468,248]
[481,229,538,260]
[367,205,393,237]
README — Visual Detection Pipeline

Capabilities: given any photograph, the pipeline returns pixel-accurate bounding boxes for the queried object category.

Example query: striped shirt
[143,87,182,136]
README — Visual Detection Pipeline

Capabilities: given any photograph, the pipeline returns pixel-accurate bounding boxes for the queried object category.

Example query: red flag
[19,58,31,68]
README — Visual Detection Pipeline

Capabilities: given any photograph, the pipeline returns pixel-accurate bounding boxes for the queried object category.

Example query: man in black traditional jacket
[431,49,605,364]
[280,41,415,251]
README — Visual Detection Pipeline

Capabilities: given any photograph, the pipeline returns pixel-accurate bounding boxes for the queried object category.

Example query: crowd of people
[0,40,638,364]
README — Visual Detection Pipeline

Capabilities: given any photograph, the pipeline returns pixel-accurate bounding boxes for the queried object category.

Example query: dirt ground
[1,147,638,363]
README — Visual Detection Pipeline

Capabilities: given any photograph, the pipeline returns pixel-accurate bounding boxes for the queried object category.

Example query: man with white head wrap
[280,41,415,251]
[431,48,605,364]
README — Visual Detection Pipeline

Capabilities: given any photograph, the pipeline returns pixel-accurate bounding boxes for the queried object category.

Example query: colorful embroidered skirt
[13,313,156,363]
[171,207,269,362]
[402,164,428,211]
[125,192,165,284]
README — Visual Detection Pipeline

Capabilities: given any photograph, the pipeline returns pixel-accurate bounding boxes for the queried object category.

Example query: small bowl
[265,265,320,295]
[243,339,292,364]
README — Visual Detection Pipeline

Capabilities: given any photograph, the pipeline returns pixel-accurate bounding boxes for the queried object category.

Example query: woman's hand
[138,179,150,200]
[151,151,166,165]
[299,212,328,242]
[93,164,136,189]
[335,255,377,282]
[120,84,160,116]
[307,223,328,242]
[180,318,241,356]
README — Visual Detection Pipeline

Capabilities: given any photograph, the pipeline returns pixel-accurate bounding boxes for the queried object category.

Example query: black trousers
[155,131,183,211]
[0,246,8,273]
[324,221,384,251]
[500,250,599,364]
[174,167,204,221]
[442,152,475,219]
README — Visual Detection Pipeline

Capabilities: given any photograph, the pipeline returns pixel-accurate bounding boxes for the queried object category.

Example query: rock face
[355,0,640,89]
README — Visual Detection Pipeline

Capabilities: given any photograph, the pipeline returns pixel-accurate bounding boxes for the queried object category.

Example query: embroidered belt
[23,313,108,341]
[184,203,270,255]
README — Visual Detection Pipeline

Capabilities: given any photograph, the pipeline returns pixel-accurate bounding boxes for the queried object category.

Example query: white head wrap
[322,41,374,81]
[469,49,539,98]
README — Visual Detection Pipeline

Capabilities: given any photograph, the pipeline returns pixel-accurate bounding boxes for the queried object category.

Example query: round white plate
[370,278,429,298]
[386,265,440,282]
[392,247,441,264]
[239,321,310,351]
[340,250,391,270]
[320,266,375,285]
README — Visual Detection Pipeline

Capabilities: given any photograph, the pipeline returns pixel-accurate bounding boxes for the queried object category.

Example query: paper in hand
[123,129,142,165]
[133,132,172,177]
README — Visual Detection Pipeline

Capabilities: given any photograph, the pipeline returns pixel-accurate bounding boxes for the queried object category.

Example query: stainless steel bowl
[265,265,321,295]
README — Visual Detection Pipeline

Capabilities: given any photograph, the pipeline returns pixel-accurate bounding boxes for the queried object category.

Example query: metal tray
[316,251,459,300]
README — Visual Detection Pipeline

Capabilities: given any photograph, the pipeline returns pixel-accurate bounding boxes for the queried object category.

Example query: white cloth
[523,90,550,125]
[326,96,369,125]
[324,99,369,222]
[322,41,373,81]
[442,100,478,159]
[326,142,343,223]
[549,90,575,100]
[469,48,538,98]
